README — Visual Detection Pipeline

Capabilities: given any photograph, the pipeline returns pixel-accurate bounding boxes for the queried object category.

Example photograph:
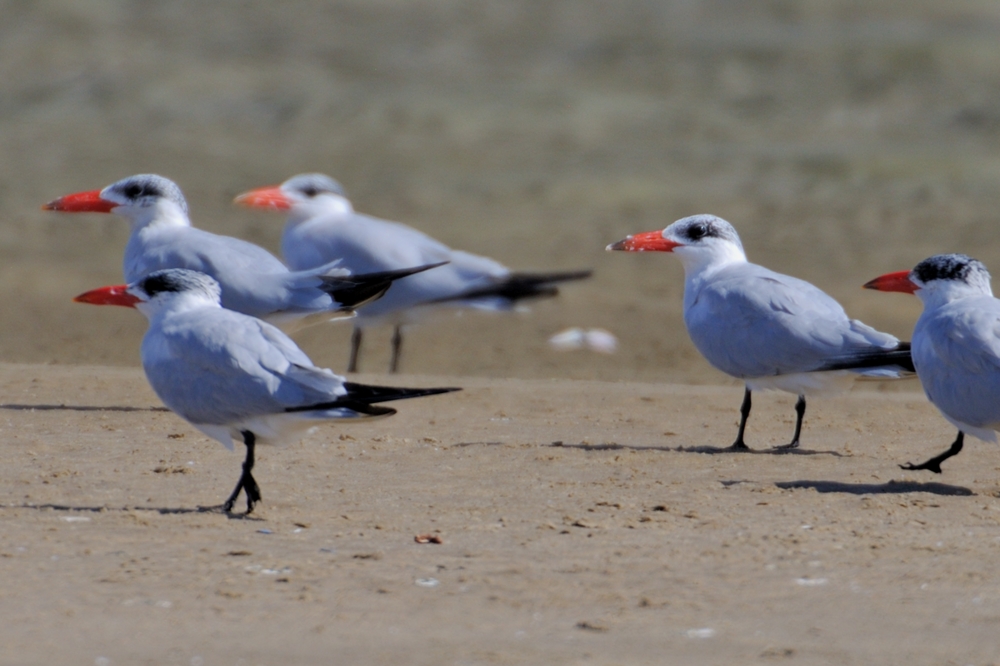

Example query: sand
[1,363,999,664]
[5,1,1000,663]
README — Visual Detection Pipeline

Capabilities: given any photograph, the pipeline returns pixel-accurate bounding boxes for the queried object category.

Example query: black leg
[389,325,403,374]
[348,326,363,373]
[729,387,752,451]
[774,395,806,450]
[900,430,964,474]
[224,430,262,514]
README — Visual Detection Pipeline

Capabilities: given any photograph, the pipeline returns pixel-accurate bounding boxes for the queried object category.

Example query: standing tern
[865,253,1000,472]
[44,174,444,329]
[74,268,460,514]
[234,173,592,373]
[608,214,914,450]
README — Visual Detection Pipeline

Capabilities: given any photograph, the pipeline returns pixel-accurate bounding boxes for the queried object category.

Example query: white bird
[74,268,460,514]
[607,214,913,450]
[865,253,1000,472]
[44,174,443,329]
[234,174,591,373]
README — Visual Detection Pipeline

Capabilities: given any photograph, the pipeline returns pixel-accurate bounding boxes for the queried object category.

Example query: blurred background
[2,0,1000,382]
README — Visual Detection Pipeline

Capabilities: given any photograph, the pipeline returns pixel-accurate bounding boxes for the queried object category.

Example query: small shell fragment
[548,328,618,354]
[414,534,443,544]
[583,329,618,353]
[685,628,716,639]
[549,327,587,351]
[795,577,828,586]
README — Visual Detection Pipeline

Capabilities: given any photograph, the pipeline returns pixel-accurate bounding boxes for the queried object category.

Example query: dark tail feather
[429,269,592,305]
[284,402,399,417]
[285,383,460,414]
[340,382,462,404]
[318,262,448,309]
[814,342,915,374]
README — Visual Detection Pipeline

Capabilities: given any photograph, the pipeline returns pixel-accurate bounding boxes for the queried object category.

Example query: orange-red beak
[73,285,141,308]
[233,186,291,211]
[863,270,918,294]
[42,189,116,213]
[606,230,682,252]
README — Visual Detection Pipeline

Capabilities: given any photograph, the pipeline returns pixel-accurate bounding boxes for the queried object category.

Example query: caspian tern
[234,173,592,373]
[608,214,914,450]
[44,174,444,329]
[74,268,460,514]
[865,253,1000,473]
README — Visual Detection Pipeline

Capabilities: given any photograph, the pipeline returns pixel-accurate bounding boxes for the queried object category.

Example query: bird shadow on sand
[1,502,263,519]
[0,403,169,413]
[771,479,974,496]
[674,444,843,457]
[542,441,842,456]
[549,441,682,453]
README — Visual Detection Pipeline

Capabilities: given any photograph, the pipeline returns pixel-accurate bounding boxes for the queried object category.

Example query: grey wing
[253,321,351,400]
[284,214,510,318]
[288,213,454,274]
[128,226,288,278]
[132,227,331,318]
[915,302,1000,429]
[142,311,340,426]
[686,268,896,378]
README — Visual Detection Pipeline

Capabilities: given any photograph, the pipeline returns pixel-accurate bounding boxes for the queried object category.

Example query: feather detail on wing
[685,265,900,380]
[913,300,1000,438]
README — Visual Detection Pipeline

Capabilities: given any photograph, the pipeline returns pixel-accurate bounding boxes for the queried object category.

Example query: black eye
[688,223,708,240]
[123,184,143,199]
[301,186,319,198]
[141,273,179,296]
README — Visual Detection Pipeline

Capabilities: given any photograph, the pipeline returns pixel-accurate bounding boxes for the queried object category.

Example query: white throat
[118,198,192,232]
[288,195,354,226]
[673,239,748,280]
[917,277,994,310]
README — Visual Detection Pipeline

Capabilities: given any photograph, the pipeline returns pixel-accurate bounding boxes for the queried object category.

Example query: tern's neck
[675,242,748,282]
[286,195,354,227]
[140,293,221,323]
[674,243,748,312]
[917,278,995,311]
[121,199,192,233]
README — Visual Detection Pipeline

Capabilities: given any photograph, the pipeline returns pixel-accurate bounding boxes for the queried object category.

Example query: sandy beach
[1,363,998,664]
[5,1,1000,663]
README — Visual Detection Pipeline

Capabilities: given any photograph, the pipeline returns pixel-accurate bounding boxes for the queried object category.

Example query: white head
[234,173,353,218]
[607,214,747,275]
[74,268,223,319]
[43,174,191,230]
[865,253,993,309]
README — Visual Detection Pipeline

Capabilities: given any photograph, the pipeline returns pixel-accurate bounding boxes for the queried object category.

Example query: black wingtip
[814,343,915,374]
[319,261,449,309]
[341,382,462,404]
[429,268,593,305]
[284,384,459,415]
